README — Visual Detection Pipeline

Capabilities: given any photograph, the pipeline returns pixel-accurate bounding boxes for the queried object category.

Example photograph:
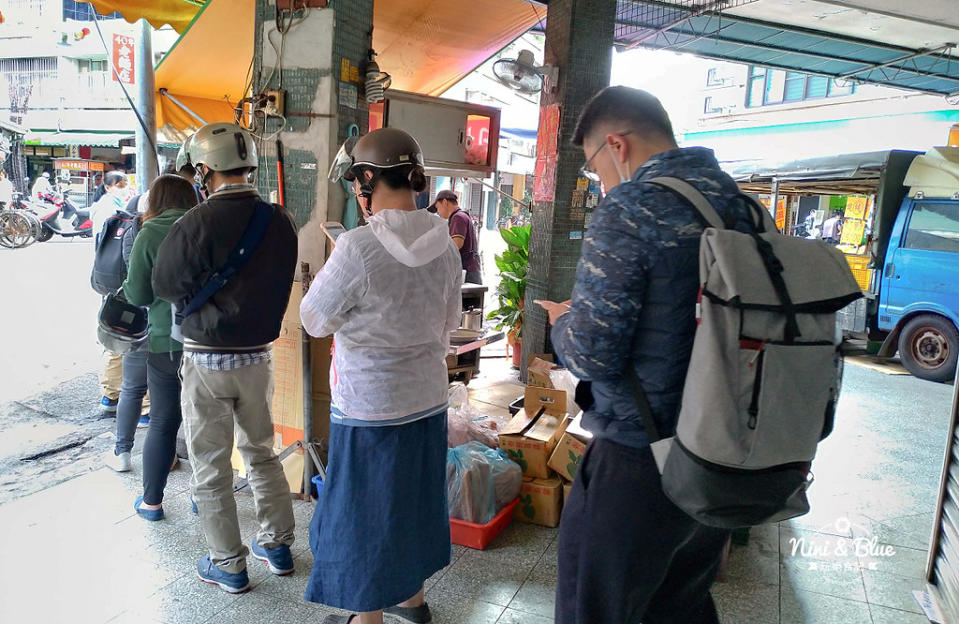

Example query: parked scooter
[29,190,93,241]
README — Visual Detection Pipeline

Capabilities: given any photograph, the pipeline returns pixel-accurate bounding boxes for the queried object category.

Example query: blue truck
[733,148,959,382]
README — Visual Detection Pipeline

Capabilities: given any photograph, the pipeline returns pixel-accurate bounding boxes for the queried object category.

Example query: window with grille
[745,66,855,108]
[469,183,483,217]
[62,0,122,21]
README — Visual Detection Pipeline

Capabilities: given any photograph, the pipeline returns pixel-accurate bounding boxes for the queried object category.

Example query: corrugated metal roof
[611,2,959,97]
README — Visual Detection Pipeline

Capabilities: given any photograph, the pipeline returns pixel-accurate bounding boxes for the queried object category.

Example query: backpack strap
[647,177,725,229]
[650,176,801,342]
[176,200,275,323]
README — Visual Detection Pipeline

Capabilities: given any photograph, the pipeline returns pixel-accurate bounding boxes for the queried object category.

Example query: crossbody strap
[176,200,275,323]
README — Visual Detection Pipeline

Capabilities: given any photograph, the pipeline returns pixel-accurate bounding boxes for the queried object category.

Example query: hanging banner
[111,33,135,85]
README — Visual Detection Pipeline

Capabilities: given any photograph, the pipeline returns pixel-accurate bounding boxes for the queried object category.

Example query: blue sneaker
[137,415,150,429]
[190,494,198,515]
[250,540,294,576]
[134,496,164,521]
[100,397,118,413]
[196,556,249,593]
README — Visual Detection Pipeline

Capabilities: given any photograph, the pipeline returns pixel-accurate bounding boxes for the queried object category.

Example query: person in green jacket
[123,174,197,521]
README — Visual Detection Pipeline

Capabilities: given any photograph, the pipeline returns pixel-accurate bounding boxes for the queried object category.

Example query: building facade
[0,0,178,196]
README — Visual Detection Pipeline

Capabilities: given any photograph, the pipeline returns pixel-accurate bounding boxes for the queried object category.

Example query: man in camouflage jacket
[538,86,756,624]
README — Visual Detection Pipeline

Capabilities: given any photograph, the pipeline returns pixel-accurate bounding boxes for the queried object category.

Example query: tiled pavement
[0,356,951,623]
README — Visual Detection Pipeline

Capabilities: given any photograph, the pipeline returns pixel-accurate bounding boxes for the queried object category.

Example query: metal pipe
[158,88,207,126]
[771,178,780,231]
[300,264,314,498]
[136,19,158,189]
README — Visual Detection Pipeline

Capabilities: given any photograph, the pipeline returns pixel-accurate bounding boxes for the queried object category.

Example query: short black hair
[573,86,676,147]
[104,170,127,187]
[220,166,252,178]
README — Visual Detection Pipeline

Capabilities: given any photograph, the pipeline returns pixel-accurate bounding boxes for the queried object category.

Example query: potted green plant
[487,224,531,368]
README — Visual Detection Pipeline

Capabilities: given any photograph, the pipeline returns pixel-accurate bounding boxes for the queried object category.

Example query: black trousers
[142,351,182,505]
[556,438,730,624]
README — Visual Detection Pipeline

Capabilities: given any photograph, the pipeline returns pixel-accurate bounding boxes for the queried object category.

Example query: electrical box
[369,90,500,178]
[263,89,286,118]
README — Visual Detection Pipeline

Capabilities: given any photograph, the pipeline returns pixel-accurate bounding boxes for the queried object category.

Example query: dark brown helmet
[328,127,424,183]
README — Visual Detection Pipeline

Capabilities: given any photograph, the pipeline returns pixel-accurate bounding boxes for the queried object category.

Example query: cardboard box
[515,476,563,527]
[499,386,569,479]
[548,417,589,482]
[271,284,305,441]
[231,443,304,493]
[527,356,558,389]
[563,482,572,504]
[270,282,333,459]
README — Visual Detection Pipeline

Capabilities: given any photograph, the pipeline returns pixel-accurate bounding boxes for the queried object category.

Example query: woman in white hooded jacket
[300,128,462,624]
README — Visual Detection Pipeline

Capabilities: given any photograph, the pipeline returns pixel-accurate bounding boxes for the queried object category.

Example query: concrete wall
[252,0,372,277]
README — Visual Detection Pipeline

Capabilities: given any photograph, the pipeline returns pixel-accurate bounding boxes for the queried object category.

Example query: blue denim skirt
[304,411,451,612]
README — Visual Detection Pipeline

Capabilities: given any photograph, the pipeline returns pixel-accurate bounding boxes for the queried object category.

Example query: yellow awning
[154,0,254,132]
[375,0,542,96]
[86,0,206,34]
[117,0,540,131]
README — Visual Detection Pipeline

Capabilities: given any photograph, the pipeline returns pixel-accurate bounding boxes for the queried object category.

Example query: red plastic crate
[450,498,519,550]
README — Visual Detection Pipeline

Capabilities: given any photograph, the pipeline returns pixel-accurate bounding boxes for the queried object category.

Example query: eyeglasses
[579,130,632,182]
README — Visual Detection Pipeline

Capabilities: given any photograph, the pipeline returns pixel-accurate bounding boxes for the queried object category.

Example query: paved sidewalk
[0,356,950,623]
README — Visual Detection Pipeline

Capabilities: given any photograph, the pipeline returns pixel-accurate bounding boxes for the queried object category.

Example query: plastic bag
[447,383,506,448]
[446,441,523,524]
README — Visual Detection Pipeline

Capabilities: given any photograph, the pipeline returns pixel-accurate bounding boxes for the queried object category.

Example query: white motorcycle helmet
[187,123,258,189]
[175,134,194,173]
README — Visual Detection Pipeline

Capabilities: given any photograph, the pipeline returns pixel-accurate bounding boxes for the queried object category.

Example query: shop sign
[56,160,105,172]
[112,34,135,85]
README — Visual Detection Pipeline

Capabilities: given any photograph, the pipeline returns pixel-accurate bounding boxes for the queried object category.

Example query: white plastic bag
[447,384,506,448]
[446,441,523,524]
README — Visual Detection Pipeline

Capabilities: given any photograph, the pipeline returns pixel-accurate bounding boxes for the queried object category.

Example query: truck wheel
[898,314,959,383]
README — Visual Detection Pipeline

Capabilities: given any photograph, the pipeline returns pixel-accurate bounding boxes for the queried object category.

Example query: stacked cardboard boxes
[501,356,591,527]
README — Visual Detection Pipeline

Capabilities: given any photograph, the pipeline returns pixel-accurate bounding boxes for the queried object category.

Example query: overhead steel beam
[836,43,956,80]
[614,13,959,90]
[623,0,732,50]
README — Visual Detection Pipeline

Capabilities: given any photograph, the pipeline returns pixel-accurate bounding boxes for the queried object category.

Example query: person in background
[822,210,843,245]
[89,171,130,242]
[31,171,52,200]
[153,123,297,594]
[120,174,195,515]
[89,171,132,418]
[91,173,106,203]
[301,128,461,624]
[536,86,753,624]
[0,169,14,207]
[431,189,481,284]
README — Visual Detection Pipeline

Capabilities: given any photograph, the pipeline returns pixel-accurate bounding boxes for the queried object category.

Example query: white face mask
[607,144,631,185]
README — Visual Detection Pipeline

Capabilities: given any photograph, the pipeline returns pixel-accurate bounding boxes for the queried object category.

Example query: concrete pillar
[252,0,372,273]
[135,18,158,191]
[523,0,617,368]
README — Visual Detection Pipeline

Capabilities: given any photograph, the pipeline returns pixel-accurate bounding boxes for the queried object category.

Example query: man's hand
[535,299,572,325]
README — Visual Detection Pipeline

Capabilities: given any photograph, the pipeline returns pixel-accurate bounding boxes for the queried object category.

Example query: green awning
[23,132,131,148]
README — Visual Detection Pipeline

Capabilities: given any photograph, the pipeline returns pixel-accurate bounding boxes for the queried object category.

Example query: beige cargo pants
[99,350,122,401]
[180,356,295,574]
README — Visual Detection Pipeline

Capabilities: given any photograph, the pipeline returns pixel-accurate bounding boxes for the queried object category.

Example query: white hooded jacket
[300,208,462,425]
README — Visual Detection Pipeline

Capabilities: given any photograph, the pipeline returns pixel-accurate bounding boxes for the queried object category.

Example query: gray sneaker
[104,450,132,472]
[384,603,432,624]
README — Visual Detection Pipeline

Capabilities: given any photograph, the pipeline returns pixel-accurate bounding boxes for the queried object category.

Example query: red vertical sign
[111,33,135,85]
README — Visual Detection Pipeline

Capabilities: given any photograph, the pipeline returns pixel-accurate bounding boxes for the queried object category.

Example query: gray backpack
[639,177,863,529]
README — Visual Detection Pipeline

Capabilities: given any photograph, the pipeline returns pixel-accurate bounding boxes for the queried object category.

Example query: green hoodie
[122,208,189,353]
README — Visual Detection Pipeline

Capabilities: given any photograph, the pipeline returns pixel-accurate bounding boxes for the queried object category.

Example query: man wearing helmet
[153,122,298,594]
